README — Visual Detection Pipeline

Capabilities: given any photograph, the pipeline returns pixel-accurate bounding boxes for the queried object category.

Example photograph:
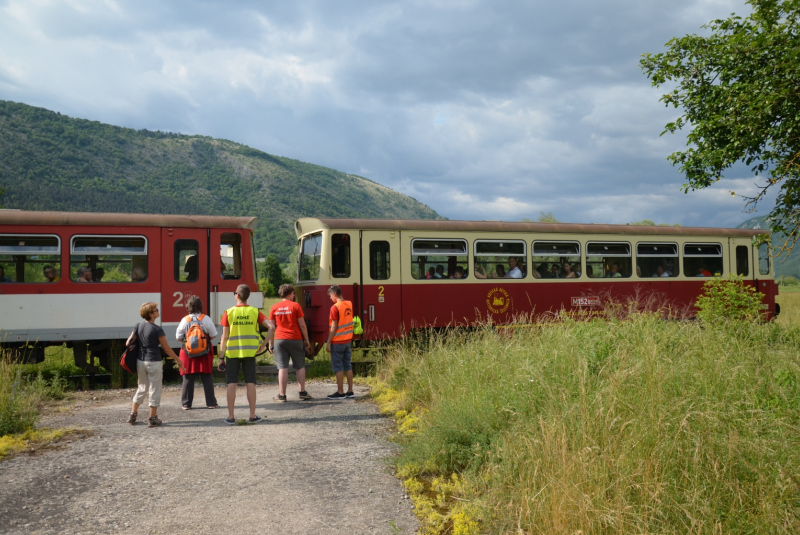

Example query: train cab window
[758,243,770,275]
[220,233,242,280]
[369,241,391,280]
[70,235,147,283]
[736,245,750,276]
[586,242,632,278]
[331,234,351,278]
[475,240,527,279]
[299,232,322,281]
[0,235,61,283]
[175,240,198,282]
[411,239,468,280]
[532,241,579,279]
[683,243,723,277]
[636,243,678,278]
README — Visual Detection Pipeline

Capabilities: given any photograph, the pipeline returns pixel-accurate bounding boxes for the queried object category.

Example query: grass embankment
[373,315,800,534]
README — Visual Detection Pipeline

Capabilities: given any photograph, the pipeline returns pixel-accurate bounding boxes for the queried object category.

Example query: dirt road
[0,382,417,534]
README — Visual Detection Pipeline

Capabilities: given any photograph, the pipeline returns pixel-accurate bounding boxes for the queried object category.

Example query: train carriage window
[736,245,750,277]
[636,243,678,278]
[220,233,242,280]
[0,235,61,283]
[683,243,723,277]
[532,241,579,279]
[69,235,147,283]
[411,239,469,280]
[475,240,527,279]
[369,241,391,280]
[175,240,198,282]
[758,243,770,275]
[332,234,351,278]
[586,242,632,278]
[299,232,322,281]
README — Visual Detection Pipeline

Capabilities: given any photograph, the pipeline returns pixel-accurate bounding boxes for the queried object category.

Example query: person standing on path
[176,296,219,410]
[126,302,186,428]
[268,284,313,402]
[325,285,355,400]
[218,284,274,425]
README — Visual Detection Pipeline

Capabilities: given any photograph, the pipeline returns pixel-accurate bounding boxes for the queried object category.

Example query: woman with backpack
[176,295,219,410]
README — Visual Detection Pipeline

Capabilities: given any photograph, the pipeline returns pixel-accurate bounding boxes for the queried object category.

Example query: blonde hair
[139,302,158,320]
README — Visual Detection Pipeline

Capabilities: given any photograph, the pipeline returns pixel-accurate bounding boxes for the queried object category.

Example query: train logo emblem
[486,287,511,314]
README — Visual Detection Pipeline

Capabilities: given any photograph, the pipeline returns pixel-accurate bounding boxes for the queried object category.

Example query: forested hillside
[0,101,440,261]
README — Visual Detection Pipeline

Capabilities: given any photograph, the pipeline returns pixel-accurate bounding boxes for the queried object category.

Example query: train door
[360,230,403,339]
[728,238,753,280]
[161,228,208,335]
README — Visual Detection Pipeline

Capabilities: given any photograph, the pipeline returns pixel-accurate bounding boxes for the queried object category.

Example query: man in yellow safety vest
[325,285,355,400]
[219,284,274,424]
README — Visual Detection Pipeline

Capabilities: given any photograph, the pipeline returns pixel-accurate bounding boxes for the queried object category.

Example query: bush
[777,275,800,287]
[0,355,69,437]
[695,275,764,323]
[259,277,276,297]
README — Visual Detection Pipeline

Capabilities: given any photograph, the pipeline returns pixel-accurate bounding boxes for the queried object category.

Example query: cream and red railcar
[0,211,262,368]
[293,218,776,351]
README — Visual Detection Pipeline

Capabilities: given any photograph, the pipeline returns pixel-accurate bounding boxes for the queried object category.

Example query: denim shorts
[225,356,256,384]
[329,343,352,373]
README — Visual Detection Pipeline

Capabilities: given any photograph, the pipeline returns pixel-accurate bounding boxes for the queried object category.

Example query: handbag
[119,324,140,373]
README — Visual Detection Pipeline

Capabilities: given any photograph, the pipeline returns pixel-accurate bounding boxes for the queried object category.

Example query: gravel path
[0,382,417,534]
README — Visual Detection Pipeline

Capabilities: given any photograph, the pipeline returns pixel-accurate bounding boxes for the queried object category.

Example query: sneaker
[147,417,162,428]
[224,417,236,425]
[299,391,313,401]
[126,412,137,425]
[327,392,346,400]
[248,416,263,424]
[345,391,355,399]
[274,394,287,403]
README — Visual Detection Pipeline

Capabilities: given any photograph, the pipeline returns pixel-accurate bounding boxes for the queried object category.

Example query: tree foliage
[641,0,800,249]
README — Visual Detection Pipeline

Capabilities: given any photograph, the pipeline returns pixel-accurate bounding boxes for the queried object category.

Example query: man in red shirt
[268,284,313,401]
[325,285,355,400]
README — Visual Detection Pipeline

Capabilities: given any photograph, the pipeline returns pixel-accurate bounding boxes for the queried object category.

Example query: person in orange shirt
[325,285,355,400]
[268,284,313,402]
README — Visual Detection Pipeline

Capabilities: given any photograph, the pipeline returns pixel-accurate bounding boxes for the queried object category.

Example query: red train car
[293,218,777,352]
[0,210,262,369]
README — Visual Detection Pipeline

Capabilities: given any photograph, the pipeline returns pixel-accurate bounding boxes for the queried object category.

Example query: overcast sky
[0,0,767,227]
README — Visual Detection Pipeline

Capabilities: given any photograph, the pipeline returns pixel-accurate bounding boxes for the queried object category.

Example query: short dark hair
[235,284,251,301]
[278,283,294,298]
[327,285,342,297]
[185,295,203,314]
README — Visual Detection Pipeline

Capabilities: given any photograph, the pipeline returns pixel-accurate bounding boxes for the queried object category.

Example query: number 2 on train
[378,286,385,303]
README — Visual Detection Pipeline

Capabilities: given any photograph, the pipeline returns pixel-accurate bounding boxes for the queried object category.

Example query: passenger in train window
[609,263,622,278]
[493,264,506,278]
[0,265,11,282]
[539,263,551,278]
[76,266,92,282]
[532,267,542,278]
[653,265,670,278]
[474,263,488,279]
[434,265,444,279]
[94,267,105,282]
[563,262,577,278]
[550,264,561,278]
[504,257,523,279]
[695,265,713,277]
[450,266,465,279]
[132,267,147,282]
[43,265,58,282]
[427,267,435,279]
[586,265,595,278]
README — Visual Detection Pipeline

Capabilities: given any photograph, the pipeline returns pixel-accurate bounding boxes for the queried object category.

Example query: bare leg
[226,383,237,419]
[296,366,306,392]
[335,371,344,394]
[345,370,354,393]
[246,383,256,418]
[149,406,157,418]
[131,402,140,414]
[278,369,288,396]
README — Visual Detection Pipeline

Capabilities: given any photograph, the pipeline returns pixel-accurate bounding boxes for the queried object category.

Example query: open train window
[175,240,198,282]
[636,242,678,278]
[586,242,631,278]
[370,241,391,280]
[299,232,322,281]
[683,243,723,277]
[220,233,242,280]
[532,241,579,279]
[0,234,61,283]
[758,243,770,275]
[69,235,148,283]
[332,233,351,278]
[411,239,468,280]
[474,240,526,279]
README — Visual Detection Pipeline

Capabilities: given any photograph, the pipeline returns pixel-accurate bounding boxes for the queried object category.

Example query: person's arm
[298,317,312,352]
[125,329,137,347]
[158,336,186,373]
[325,317,338,355]
[259,319,275,354]
[219,325,230,362]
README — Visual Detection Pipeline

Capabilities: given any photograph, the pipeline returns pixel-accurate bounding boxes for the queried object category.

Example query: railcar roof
[296,217,768,238]
[0,210,258,230]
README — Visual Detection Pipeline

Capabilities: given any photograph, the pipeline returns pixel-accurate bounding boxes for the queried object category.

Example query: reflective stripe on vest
[225,306,261,358]
[331,300,354,343]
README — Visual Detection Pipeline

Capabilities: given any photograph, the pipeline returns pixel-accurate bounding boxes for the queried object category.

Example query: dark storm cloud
[0,0,764,226]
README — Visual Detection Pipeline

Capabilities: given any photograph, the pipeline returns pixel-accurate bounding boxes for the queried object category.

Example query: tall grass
[0,352,68,437]
[380,315,800,533]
